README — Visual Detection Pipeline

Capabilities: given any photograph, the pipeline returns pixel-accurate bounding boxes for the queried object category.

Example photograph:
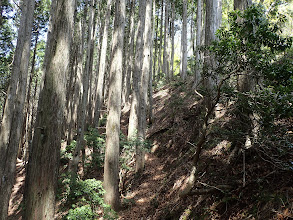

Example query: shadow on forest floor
[8,79,293,220]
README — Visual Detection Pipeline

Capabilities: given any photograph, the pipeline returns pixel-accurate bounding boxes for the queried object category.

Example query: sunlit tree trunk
[203,0,221,107]
[148,0,156,124]
[194,0,203,88]
[20,31,39,161]
[170,2,175,78]
[87,1,99,126]
[23,0,75,218]
[0,0,35,218]
[137,0,152,173]
[153,6,159,86]
[94,0,113,127]
[122,0,135,106]
[157,0,163,80]
[163,0,169,80]
[234,0,251,92]
[104,0,125,211]
[70,0,95,177]
[180,0,188,80]
[128,0,146,140]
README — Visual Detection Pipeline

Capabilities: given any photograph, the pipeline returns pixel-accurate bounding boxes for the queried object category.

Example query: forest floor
[8,80,293,219]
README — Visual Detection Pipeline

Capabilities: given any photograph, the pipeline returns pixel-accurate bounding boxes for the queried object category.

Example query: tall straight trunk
[194,0,203,88]
[180,0,188,80]
[157,0,163,80]
[70,0,95,176]
[137,0,153,173]
[170,2,175,78]
[162,0,169,80]
[153,6,158,86]
[65,15,80,145]
[103,0,125,211]
[122,0,135,106]
[26,74,40,162]
[87,0,99,126]
[128,0,146,140]
[20,31,39,160]
[203,0,222,106]
[23,0,75,219]
[0,0,35,218]
[148,0,156,124]
[234,0,251,92]
[66,19,85,146]
[94,0,113,127]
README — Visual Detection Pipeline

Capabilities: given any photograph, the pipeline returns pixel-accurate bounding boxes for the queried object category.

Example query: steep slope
[119,81,293,219]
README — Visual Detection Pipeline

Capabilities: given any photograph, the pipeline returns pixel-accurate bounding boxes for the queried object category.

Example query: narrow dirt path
[118,152,166,219]
[8,161,25,220]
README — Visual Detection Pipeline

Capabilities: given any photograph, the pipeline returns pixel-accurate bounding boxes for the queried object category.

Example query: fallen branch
[190,185,232,195]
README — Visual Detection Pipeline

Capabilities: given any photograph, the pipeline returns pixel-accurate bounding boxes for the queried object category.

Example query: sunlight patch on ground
[152,174,164,181]
[204,140,232,156]
[172,175,186,190]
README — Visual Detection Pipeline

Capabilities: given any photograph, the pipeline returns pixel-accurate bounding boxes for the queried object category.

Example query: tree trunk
[180,0,188,80]
[128,0,146,140]
[137,0,152,173]
[148,0,156,124]
[0,0,35,218]
[170,2,175,78]
[122,0,135,107]
[157,0,163,80]
[20,31,39,161]
[234,0,251,92]
[153,6,158,87]
[94,0,113,127]
[87,0,98,126]
[203,0,221,107]
[103,0,125,211]
[194,0,203,88]
[162,0,169,80]
[70,0,95,178]
[23,0,75,219]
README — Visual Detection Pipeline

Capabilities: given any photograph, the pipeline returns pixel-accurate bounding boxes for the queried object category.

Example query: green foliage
[84,127,105,168]
[67,205,94,220]
[208,4,293,124]
[66,178,117,220]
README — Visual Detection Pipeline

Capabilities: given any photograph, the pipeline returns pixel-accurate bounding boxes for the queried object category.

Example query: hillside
[8,81,293,220]
[118,81,293,219]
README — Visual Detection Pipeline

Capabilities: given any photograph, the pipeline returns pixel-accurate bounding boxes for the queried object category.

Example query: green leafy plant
[66,178,117,220]
[84,128,105,168]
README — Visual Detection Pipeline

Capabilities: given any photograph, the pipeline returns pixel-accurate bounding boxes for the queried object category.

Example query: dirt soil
[8,81,293,219]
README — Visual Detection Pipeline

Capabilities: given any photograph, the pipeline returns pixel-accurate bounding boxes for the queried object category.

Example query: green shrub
[67,205,94,220]
[66,178,117,220]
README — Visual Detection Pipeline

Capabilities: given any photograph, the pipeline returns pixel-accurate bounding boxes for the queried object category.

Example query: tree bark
[0,0,35,218]
[234,0,251,92]
[203,0,221,107]
[194,0,203,88]
[180,0,188,80]
[170,2,175,78]
[148,0,156,124]
[70,0,95,177]
[128,0,146,140]
[94,0,113,127]
[137,0,153,173]
[157,0,163,80]
[153,5,158,86]
[162,0,169,80]
[23,0,75,219]
[122,0,135,106]
[104,0,125,211]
